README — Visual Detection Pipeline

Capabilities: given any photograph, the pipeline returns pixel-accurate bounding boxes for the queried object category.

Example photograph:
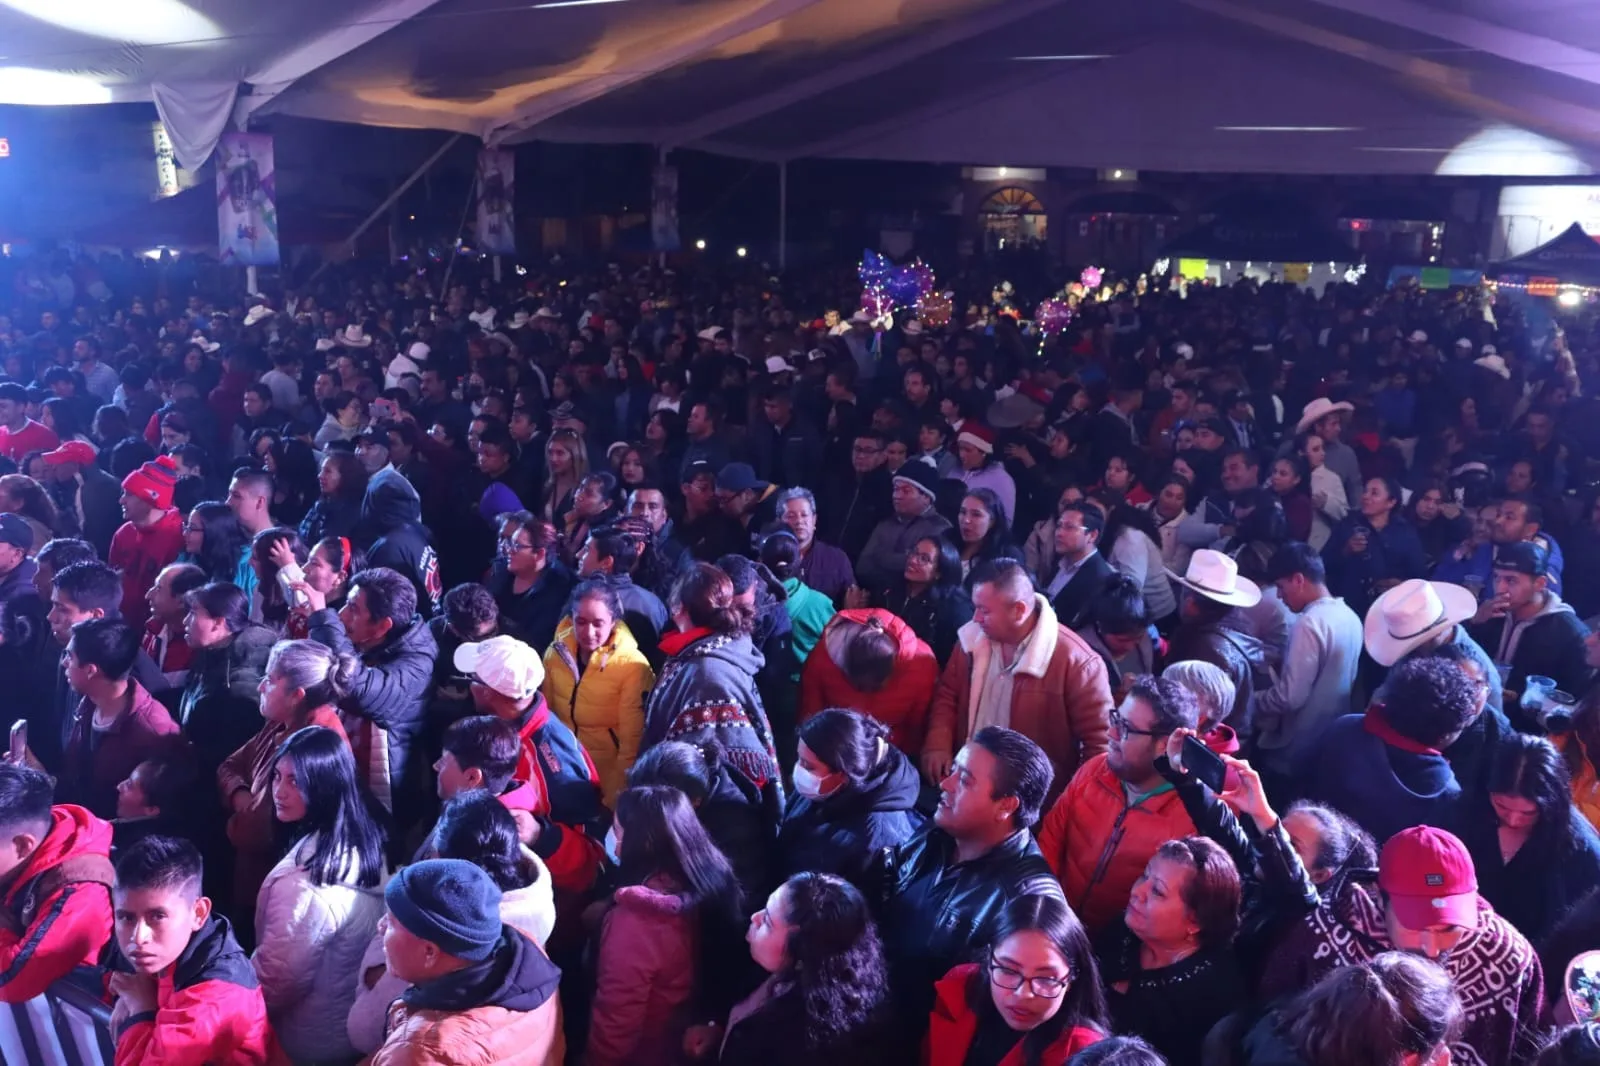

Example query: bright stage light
[0,68,113,105]
[736,247,747,258]
[695,239,706,250]
[1559,290,1582,308]
[0,0,218,45]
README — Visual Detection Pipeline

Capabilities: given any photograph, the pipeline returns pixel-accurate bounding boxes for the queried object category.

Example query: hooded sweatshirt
[1468,590,1596,707]
[777,743,924,884]
[1294,710,1462,843]
[361,470,443,619]
[0,805,114,1003]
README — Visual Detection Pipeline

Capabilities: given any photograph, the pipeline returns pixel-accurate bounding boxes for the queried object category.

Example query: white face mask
[604,826,621,865]
[792,764,830,800]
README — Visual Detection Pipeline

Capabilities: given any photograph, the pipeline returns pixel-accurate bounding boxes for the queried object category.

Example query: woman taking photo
[646,563,783,813]
[777,708,923,884]
[255,725,387,1065]
[218,639,352,913]
[706,872,892,1066]
[797,610,938,757]
[1296,432,1349,553]
[488,511,575,652]
[346,791,555,1057]
[542,427,589,526]
[1464,733,1600,944]
[180,581,276,778]
[928,895,1109,1066]
[272,535,365,640]
[299,451,368,547]
[542,577,655,805]
[1236,954,1461,1066]
[1267,455,1314,544]
[871,536,973,667]
[1096,836,1246,1066]
[587,784,746,1066]
[948,488,1024,586]
[248,528,307,630]
[1326,476,1428,616]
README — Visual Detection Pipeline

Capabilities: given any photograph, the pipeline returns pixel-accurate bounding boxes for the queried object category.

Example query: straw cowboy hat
[1363,579,1477,666]
[338,324,373,348]
[1295,397,1354,435]
[1166,550,1261,608]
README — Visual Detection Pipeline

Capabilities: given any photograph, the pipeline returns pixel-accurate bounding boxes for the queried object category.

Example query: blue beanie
[385,859,504,962]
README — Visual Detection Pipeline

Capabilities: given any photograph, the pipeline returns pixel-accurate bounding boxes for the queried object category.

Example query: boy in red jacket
[107,835,279,1066]
[0,762,114,1003]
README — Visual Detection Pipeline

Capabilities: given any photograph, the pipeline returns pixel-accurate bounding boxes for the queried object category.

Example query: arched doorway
[979,186,1047,250]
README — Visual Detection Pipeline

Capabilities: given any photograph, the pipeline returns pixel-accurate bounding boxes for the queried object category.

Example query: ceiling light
[1011,55,1112,61]
[736,247,748,258]
[530,0,628,8]
[0,0,217,45]
[0,68,112,105]
[695,239,706,250]
[1215,126,1359,132]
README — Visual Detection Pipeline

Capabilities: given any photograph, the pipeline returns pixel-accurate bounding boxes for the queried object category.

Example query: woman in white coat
[255,725,389,1065]
[1298,431,1349,553]
[346,792,558,1056]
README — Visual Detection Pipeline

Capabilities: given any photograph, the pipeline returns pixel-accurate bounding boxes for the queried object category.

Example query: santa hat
[957,423,995,455]
[122,455,179,510]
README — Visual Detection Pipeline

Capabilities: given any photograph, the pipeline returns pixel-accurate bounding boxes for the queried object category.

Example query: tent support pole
[344,133,462,253]
[778,160,788,271]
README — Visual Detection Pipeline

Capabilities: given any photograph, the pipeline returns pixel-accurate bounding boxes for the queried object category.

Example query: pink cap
[1378,825,1480,931]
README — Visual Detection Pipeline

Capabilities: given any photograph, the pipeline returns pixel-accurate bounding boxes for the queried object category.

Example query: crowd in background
[0,249,1599,1065]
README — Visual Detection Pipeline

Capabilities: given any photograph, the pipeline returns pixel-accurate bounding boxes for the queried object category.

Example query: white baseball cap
[454,636,544,700]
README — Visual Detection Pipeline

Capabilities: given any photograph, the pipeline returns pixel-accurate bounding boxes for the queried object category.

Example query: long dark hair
[186,501,247,582]
[949,488,1014,560]
[1100,503,1160,560]
[433,790,535,893]
[272,726,386,888]
[797,709,892,784]
[769,872,891,1050]
[670,562,755,635]
[971,895,1109,1066]
[1285,802,1377,892]
[320,451,369,504]
[184,581,251,636]
[1488,734,1579,858]
[252,528,308,625]
[1283,953,1462,1066]
[614,785,742,920]
[914,535,965,590]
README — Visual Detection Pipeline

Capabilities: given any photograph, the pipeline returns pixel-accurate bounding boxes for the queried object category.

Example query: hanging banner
[651,164,680,252]
[476,150,516,255]
[1282,263,1310,284]
[216,132,279,266]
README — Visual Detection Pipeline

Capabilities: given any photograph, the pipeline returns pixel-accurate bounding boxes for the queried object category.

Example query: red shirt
[0,418,59,461]
[108,511,184,633]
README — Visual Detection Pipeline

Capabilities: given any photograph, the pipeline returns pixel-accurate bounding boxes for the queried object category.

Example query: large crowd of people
[1,249,1600,1065]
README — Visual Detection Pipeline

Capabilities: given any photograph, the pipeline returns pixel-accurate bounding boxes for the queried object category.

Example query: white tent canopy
[5,0,1600,175]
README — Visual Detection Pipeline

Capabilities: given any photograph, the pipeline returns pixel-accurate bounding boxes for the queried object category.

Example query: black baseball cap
[1493,541,1550,577]
[0,512,33,551]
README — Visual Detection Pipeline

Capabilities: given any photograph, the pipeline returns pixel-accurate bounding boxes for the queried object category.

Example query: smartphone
[1179,734,1229,795]
[9,720,27,763]
[277,561,309,609]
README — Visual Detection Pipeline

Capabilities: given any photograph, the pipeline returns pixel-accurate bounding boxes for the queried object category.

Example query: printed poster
[651,164,680,252]
[216,132,279,266]
[476,150,516,255]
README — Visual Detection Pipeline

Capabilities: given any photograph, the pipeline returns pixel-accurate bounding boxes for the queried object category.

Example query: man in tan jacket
[922,560,1113,800]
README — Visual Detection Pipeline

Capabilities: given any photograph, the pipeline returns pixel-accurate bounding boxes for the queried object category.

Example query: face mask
[792,764,829,800]
[604,826,621,865]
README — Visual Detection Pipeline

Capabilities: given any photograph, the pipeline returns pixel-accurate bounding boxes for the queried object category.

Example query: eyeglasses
[988,954,1069,998]
[1109,709,1168,739]
[907,551,937,565]
[852,445,882,455]
[497,538,536,554]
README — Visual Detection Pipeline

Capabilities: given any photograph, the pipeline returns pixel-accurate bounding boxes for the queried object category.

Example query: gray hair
[773,487,816,514]
[266,638,358,709]
[1162,660,1236,730]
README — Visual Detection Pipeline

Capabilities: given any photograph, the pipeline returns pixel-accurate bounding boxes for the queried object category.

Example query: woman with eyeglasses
[926,895,1108,1066]
[487,510,574,652]
[874,536,973,667]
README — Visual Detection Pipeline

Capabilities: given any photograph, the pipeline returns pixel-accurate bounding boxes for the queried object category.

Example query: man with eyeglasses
[1045,501,1113,631]
[817,430,893,562]
[1037,676,1199,932]
[874,725,1063,1043]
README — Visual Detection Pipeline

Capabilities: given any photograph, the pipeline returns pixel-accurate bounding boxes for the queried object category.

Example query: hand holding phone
[8,720,27,764]
[277,562,310,609]
[1176,733,1230,795]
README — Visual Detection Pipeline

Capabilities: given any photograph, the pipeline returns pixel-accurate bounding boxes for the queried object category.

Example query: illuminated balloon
[1080,266,1104,290]
[1036,299,1075,335]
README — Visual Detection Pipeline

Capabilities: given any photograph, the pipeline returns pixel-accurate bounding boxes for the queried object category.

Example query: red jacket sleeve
[0,882,113,1004]
[114,988,240,1066]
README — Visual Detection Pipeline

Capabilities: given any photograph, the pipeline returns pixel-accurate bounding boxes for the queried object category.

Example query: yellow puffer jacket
[541,618,654,805]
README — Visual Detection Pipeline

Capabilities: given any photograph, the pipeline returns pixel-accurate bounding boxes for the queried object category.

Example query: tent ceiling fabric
[6,0,1600,173]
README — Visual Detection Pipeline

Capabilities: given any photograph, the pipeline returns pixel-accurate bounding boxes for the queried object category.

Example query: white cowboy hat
[1167,550,1261,608]
[1454,338,1473,349]
[188,332,220,353]
[1174,342,1195,360]
[1474,354,1510,379]
[697,326,725,341]
[243,305,273,327]
[533,306,561,320]
[1363,578,1477,666]
[1408,329,1428,344]
[764,355,796,375]
[314,337,336,352]
[508,311,531,329]
[1481,343,1498,356]
[902,319,923,336]
[407,341,430,362]
[338,324,373,348]
[1295,397,1354,434]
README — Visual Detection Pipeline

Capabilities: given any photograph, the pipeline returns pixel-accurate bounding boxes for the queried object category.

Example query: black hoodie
[361,469,442,618]
[776,744,926,886]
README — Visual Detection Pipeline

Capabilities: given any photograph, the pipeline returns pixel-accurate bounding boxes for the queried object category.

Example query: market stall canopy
[8,0,1600,175]
[1491,223,1600,286]
[1160,218,1355,263]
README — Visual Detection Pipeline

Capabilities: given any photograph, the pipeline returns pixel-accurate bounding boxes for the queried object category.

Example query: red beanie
[122,455,179,510]
[957,423,995,455]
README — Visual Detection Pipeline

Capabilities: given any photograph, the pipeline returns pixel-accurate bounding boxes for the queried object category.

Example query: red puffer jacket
[1036,754,1196,932]
[924,964,1103,1066]
[0,804,115,1003]
[585,881,698,1066]
[799,609,938,756]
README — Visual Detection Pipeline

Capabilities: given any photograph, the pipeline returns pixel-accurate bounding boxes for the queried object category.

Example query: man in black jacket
[873,726,1063,1042]
[818,431,892,562]
[749,386,823,490]
[1045,501,1114,630]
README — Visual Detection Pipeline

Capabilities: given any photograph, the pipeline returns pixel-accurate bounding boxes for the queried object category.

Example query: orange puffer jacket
[1036,754,1196,932]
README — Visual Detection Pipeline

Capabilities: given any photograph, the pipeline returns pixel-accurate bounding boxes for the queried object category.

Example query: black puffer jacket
[360,470,443,619]
[1163,619,1267,733]
[870,826,1062,1038]
[777,745,925,886]
[179,623,276,778]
